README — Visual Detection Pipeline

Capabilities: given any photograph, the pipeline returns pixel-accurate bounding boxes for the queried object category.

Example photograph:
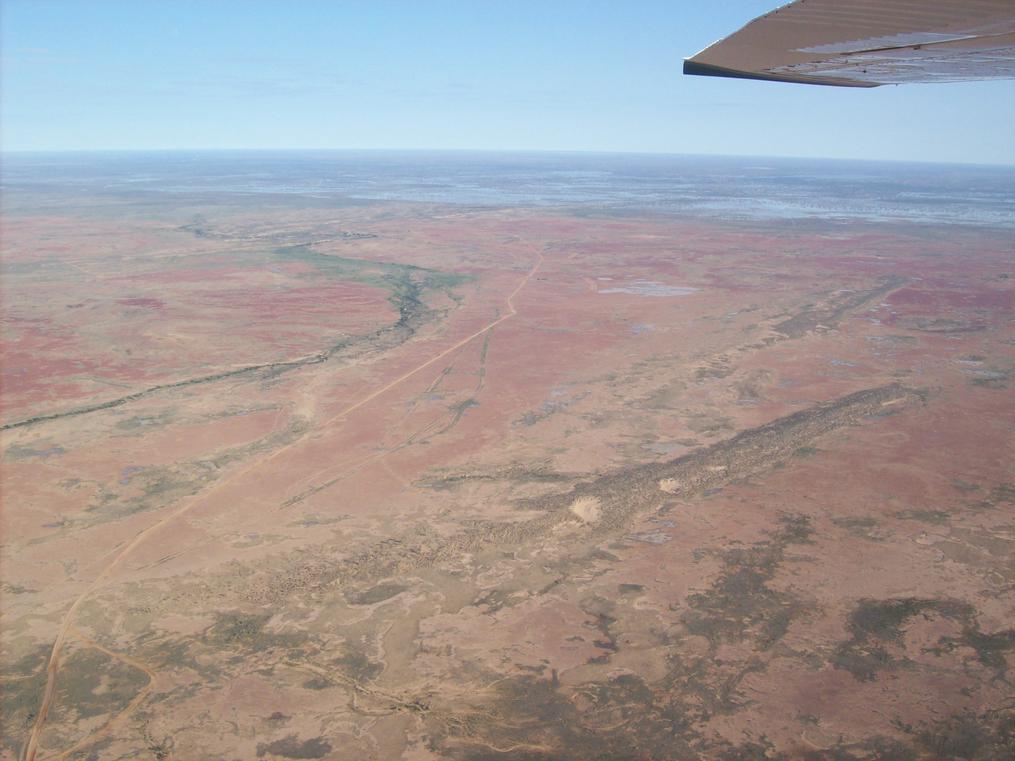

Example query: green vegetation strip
[3,246,469,432]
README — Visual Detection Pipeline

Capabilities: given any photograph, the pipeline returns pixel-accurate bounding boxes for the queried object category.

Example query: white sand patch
[599,280,698,297]
[659,478,682,494]
[569,496,602,524]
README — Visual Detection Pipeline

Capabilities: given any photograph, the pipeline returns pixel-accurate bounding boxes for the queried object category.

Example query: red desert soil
[1,196,1013,761]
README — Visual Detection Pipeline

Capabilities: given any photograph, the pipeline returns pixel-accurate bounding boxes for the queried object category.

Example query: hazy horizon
[5,146,1015,169]
[6,149,1013,231]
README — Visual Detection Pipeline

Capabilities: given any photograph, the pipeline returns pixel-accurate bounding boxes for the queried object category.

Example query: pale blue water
[3,150,1014,228]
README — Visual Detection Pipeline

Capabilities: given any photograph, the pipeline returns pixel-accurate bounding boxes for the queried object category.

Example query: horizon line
[3,147,1014,170]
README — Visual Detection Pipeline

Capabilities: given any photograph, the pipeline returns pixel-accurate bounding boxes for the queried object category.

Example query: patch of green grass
[952,480,981,493]
[832,515,883,540]
[255,734,332,759]
[898,710,1015,761]
[1,646,49,754]
[932,627,1015,678]
[54,648,148,720]
[683,515,812,650]
[893,509,950,524]
[972,376,1007,389]
[206,612,308,654]
[345,583,407,606]
[332,648,382,683]
[849,598,972,643]
[115,409,176,432]
[3,443,66,461]
[832,597,981,681]
[990,483,1015,503]
[430,673,698,761]
[274,245,470,332]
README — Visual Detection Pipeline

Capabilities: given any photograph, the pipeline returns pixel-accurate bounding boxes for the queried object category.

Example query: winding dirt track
[42,627,159,761]
[23,253,544,761]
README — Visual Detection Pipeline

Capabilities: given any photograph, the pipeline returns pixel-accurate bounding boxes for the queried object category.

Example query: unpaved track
[39,627,159,761]
[21,253,544,761]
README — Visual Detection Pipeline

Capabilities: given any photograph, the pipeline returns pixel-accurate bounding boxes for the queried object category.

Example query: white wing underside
[684,0,1015,87]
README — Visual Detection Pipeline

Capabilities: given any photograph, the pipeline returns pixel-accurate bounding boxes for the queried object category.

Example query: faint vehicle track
[281,332,491,508]
[38,627,159,761]
[19,252,544,761]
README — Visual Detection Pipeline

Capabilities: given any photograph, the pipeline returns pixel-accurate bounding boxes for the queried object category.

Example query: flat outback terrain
[1,154,1013,761]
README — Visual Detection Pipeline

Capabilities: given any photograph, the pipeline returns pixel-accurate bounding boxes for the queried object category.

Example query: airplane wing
[684,0,1015,87]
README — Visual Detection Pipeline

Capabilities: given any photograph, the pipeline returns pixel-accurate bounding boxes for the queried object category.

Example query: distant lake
[3,150,1014,228]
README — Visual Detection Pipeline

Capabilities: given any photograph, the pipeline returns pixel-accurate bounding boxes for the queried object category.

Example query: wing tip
[682,58,880,88]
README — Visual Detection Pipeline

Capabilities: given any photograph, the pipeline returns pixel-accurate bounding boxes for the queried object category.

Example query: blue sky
[3,0,1014,163]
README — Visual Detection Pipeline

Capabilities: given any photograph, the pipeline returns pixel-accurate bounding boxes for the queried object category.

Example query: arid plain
[2,169,1014,760]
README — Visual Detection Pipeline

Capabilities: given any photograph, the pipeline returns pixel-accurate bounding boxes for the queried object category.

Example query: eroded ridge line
[2,352,329,432]
[243,384,921,610]
[20,253,543,761]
